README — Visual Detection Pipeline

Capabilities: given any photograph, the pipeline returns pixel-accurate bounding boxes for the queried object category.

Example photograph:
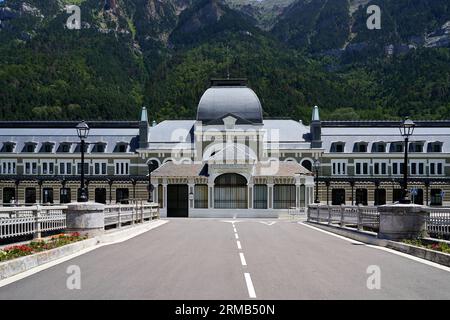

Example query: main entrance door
[167,185,189,217]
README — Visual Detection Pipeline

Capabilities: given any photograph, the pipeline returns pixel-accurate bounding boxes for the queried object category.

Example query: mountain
[0,0,449,122]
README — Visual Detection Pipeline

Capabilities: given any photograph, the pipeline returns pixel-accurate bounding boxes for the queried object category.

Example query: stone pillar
[66,202,105,237]
[378,204,429,240]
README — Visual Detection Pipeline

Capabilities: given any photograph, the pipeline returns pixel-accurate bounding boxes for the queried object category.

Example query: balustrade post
[34,205,42,239]
[328,206,332,225]
[117,204,122,228]
[357,204,363,231]
[340,204,345,227]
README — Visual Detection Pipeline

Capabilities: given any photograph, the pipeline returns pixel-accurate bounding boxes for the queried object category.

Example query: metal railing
[0,202,160,240]
[308,204,450,237]
[0,206,67,239]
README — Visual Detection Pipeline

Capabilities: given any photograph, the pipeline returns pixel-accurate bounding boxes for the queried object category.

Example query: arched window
[301,159,312,171]
[214,173,248,209]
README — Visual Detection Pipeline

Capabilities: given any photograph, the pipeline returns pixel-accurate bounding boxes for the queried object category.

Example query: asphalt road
[0,219,449,300]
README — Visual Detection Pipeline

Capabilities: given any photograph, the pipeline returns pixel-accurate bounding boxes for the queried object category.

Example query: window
[114,160,130,175]
[373,161,388,175]
[392,162,405,175]
[95,188,107,204]
[214,174,248,209]
[25,188,36,205]
[42,161,55,175]
[253,184,268,209]
[1,142,15,153]
[355,161,369,175]
[57,143,71,153]
[430,189,443,206]
[60,188,71,204]
[409,142,424,153]
[115,143,128,153]
[355,189,368,206]
[59,161,72,175]
[194,184,208,208]
[428,142,443,153]
[390,142,404,153]
[372,142,386,153]
[93,161,107,175]
[374,189,386,206]
[23,143,36,153]
[429,161,444,176]
[410,161,425,175]
[332,160,347,175]
[116,188,129,204]
[40,143,54,153]
[353,143,367,153]
[273,185,296,209]
[42,188,54,204]
[77,162,89,175]
[332,189,346,205]
[92,143,106,153]
[0,160,17,175]
[331,142,345,153]
[24,161,38,175]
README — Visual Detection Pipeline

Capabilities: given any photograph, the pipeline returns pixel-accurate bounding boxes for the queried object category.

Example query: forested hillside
[0,0,449,122]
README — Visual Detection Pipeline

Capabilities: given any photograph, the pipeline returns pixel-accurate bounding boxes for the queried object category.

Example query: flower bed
[403,239,450,254]
[0,233,87,262]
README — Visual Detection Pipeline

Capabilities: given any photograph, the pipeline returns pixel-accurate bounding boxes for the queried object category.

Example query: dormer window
[23,142,37,153]
[427,142,443,153]
[40,142,54,153]
[115,143,128,153]
[372,142,386,153]
[92,143,106,153]
[353,142,367,153]
[390,142,404,153]
[409,142,424,153]
[331,142,345,153]
[57,143,71,153]
[1,142,16,153]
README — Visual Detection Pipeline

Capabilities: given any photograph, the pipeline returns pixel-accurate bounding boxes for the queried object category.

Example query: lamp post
[314,159,320,204]
[399,117,415,204]
[147,161,157,203]
[76,121,90,202]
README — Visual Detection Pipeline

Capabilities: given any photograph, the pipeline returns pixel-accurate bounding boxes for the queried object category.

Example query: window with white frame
[429,161,444,176]
[93,161,108,175]
[354,160,370,175]
[59,161,72,175]
[76,162,90,175]
[41,161,55,175]
[373,161,388,175]
[392,161,405,175]
[24,160,38,175]
[331,160,347,175]
[0,160,16,175]
[114,160,130,175]
[410,161,425,175]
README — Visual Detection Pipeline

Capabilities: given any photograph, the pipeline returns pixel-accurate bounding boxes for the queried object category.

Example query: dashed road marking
[239,252,247,266]
[244,273,256,298]
[237,240,242,250]
[235,233,239,239]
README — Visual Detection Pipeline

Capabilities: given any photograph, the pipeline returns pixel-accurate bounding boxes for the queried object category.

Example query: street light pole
[399,117,415,204]
[76,121,90,202]
[314,159,320,204]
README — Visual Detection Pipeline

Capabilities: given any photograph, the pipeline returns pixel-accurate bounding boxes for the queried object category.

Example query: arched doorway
[214,173,248,209]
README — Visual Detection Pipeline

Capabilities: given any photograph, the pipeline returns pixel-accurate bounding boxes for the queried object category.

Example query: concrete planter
[378,204,429,240]
[0,238,98,280]
[66,202,105,237]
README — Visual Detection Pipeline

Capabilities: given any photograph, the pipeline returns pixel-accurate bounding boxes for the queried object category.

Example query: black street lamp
[76,121,90,202]
[314,159,321,204]
[399,117,415,204]
[147,161,157,202]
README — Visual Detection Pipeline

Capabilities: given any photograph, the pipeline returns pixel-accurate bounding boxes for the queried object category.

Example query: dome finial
[312,105,320,122]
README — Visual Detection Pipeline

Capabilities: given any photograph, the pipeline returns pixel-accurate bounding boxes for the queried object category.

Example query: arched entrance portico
[214,173,248,209]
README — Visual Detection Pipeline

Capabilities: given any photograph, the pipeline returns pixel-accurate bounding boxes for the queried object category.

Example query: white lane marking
[235,233,239,239]
[0,220,170,288]
[239,252,247,266]
[244,273,256,298]
[237,241,242,250]
[300,222,450,273]
[233,227,237,233]
[221,220,242,224]
[259,221,277,226]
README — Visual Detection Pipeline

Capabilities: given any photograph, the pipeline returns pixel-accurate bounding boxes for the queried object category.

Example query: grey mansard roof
[197,86,263,124]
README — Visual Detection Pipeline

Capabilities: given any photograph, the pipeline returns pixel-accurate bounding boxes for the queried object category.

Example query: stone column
[378,204,429,240]
[66,202,105,237]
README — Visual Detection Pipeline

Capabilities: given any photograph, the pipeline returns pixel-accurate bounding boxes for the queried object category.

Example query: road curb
[304,222,450,267]
[0,219,168,280]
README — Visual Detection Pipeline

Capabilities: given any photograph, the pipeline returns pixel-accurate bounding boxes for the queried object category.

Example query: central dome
[197,79,263,124]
